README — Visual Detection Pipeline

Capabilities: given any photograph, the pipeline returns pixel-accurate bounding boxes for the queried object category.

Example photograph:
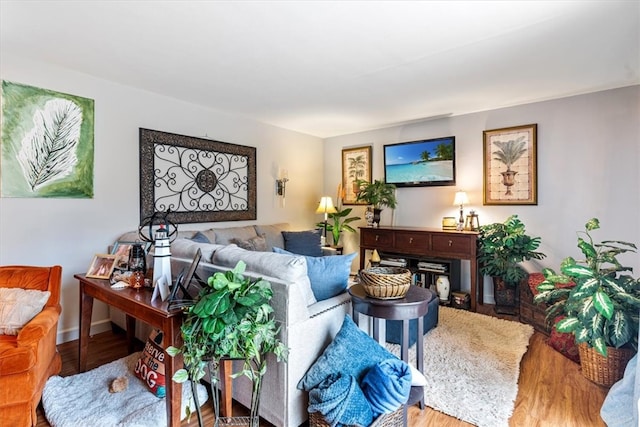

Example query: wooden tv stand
[359,226,481,311]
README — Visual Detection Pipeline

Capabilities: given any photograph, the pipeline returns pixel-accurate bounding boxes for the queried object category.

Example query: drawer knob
[409,237,413,244]
[448,240,453,247]
[375,235,379,241]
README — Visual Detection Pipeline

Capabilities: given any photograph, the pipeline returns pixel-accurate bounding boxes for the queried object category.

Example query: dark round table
[348,284,435,412]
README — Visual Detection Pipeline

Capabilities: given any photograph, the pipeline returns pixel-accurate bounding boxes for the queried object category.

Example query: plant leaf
[593,290,613,320]
[17,99,82,191]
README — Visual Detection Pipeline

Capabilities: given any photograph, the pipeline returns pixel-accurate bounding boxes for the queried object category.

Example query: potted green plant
[477,214,546,314]
[168,261,288,427]
[355,179,397,226]
[534,218,639,386]
[315,206,360,246]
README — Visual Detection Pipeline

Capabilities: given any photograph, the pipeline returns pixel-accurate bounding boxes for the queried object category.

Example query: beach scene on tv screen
[385,138,454,184]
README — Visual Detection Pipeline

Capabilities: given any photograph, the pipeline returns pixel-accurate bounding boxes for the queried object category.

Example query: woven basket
[578,342,635,387]
[359,267,411,299]
[309,406,404,427]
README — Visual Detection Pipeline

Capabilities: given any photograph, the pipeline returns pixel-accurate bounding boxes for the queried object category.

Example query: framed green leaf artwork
[1,80,95,198]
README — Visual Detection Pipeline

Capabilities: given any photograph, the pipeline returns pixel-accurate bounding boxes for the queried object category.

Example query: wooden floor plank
[35,306,609,426]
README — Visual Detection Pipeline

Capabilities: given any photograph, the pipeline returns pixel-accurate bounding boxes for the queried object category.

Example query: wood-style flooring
[35,304,609,427]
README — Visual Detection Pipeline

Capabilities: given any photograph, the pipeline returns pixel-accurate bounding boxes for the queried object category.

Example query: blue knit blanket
[308,372,373,427]
[361,358,412,417]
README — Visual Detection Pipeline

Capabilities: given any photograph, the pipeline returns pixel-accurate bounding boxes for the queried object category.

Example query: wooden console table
[359,226,481,311]
[75,274,184,427]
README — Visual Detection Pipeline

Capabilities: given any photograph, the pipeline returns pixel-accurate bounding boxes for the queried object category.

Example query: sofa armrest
[17,305,61,346]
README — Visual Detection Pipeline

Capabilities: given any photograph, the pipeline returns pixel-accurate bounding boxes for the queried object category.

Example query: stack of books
[379,257,408,267]
[417,261,447,273]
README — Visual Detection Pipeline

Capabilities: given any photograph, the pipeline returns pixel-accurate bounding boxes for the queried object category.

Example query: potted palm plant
[477,214,546,314]
[534,218,639,386]
[168,261,288,427]
[315,206,360,246]
[355,179,397,227]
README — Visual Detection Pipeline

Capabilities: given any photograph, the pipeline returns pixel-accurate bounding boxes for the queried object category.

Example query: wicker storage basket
[359,267,411,299]
[309,406,404,427]
[578,342,635,387]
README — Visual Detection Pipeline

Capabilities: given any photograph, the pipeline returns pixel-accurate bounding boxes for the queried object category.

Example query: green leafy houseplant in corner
[535,218,639,370]
[315,206,360,246]
[477,214,546,314]
[167,261,288,427]
[355,179,397,226]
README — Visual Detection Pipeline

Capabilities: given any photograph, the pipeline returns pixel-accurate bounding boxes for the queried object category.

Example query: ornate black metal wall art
[139,128,257,224]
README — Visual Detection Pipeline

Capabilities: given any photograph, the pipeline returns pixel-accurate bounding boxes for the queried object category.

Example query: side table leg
[164,318,183,427]
[417,316,425,409]
[220,359,233,417]
[125,314,136,354]
[401,320,409,363]
[78,286,93,373]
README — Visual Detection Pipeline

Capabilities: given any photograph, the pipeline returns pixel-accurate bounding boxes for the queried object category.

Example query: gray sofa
[113,223,352,427]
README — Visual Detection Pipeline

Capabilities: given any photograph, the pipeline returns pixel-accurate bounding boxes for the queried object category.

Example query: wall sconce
[276,169,289,197]
[453,191,469,231]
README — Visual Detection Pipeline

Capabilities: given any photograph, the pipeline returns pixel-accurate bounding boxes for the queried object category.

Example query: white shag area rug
[386,306,534,427]
[42,352,208,427]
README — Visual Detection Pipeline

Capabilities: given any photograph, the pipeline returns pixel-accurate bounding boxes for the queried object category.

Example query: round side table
[348,284,435,412]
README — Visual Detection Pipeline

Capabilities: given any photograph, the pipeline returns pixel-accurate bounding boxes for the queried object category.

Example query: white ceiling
[1,1,639,138]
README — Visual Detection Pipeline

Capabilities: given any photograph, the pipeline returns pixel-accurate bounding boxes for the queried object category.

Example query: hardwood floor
[36,305,608,427]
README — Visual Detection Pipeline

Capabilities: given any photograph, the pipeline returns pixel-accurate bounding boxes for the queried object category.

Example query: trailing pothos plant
[534,218,640,357]
[167,261,288,427]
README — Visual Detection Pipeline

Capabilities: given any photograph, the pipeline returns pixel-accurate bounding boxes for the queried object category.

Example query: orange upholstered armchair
[0,265,62,427]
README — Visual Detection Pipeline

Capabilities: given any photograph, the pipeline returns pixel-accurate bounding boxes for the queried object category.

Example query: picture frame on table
[342,145,372,205]
[483,124,538,205]
[86,254,118,279]
[111,241,151,270]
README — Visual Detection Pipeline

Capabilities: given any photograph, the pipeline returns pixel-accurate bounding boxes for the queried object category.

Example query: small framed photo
[86,254,118,279]
[483,124,538,205]
[111,241,151,270]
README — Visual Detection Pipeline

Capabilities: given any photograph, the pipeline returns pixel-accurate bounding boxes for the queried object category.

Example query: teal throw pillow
[190,231,210,244]
[273,248,356,301]
[297,314,397,392]
[281,230,323,257]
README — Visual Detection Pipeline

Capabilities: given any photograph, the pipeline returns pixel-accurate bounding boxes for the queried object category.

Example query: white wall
[0,54,324,342]
[324,86,640,302]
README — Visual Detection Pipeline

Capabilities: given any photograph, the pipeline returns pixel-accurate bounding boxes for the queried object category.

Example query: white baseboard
[57,318,113,344]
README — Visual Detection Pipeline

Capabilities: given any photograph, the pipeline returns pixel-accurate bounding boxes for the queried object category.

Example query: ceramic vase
[436,275,450,302]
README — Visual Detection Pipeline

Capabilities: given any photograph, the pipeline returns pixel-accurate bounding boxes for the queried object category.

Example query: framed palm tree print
[483,124,537,205]
[342,146,372,205]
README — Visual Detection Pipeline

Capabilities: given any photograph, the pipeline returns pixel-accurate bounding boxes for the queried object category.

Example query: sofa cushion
[214,226,258,246]
[212,244,317,306]
[282,230,323,257]
[274,248,355,301]
[298,314,397,391]
[0,288,51,335]
[255,223,289,252]
[170,238,224,263]
[231,234,268,252]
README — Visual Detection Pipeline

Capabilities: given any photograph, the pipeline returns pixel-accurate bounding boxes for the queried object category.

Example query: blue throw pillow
[298,314,397,392]
[281,230,323,257]
[190,231,211,244]
[273,248,356,301]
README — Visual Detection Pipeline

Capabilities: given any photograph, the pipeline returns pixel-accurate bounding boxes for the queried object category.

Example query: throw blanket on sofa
[308,373,373,427]
[361,359,412,417]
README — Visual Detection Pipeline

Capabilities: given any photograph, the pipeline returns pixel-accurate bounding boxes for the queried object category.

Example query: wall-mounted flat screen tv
[383,136,456,187]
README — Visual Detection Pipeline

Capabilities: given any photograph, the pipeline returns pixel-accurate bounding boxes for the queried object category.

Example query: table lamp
[453,191,469,231]
[316,196,337,246]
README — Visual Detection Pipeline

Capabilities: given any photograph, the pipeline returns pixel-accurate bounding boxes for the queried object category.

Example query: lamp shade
[316,196,337,214]
[453,191,469,206]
